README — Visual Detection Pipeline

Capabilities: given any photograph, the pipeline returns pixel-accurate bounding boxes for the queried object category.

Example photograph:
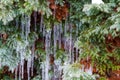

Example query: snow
[92,0,104,4]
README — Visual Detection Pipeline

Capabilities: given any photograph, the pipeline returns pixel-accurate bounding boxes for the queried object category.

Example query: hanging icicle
[40,14,43,32]
[43,25,46,37]
[31,43,35,76]
[71,47,74,63]
[26,15,31,80]
[64,21,67,38]
[53,24,59,80]
[75,23,79,62]
[53,25,57,54]
[45,30,51,80]
[21,14,25,38]
[27,56,32,80]
[19,64,21,80]
[15,66,18,80]
[58,23,62,49]
[20,50,24,79]
[64,22,68,52]
[69,23,73,63]
[25,15,31,40]
[41,63,45,80]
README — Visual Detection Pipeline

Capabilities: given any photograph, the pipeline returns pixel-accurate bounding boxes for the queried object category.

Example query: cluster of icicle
[15,14,35,80]
[15,12,93,80]
[41,14,94,79]
[40,16,93,79]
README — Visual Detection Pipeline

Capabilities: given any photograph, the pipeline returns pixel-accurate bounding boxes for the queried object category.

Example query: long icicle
[15,66,18,80]
[25,15,31,80]
[45,30,51,80]
[42,63,45,80]
[20,50,24,79]
[53,25,57,80]
[27,56,31,80]
[31,43,35,76]
[19,14,25,80]
[64,20,68,52]
[19,64,21,80]
[53,25,57,54]
[40,14,43,32]
[69,23,72,63]
[43,25,46,37]
[21,14,25,38]
[58,23,62,49]
[25,15,31,40]
[75,23,79,62]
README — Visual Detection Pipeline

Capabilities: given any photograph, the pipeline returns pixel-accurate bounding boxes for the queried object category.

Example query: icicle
[69,37,72,63]
[24,15,31,80]
[27,16,31,34]
[25,15,31,40]
[76,48,78,62]
[71,48,74,63]
[75,38,80,62]
[45,30,51,80]
[59,67,62,80]
[19,64,21,80]
[21,15,25,37]
[19,15,25,80]
[20,51,24,79]
[53,6,57,80]
[45,49,49,80]
[42,63,45,80]
[31,43,35,76]
[43,25,46,37]
[54,63,58,80]
[53,25,57,54]
[53,4,57,80]
[64,14,68,52]
[15,66,18,80]
[64,12,68,37]
[64,21,67,37]
[54,59,62,80]
[69,23,72,63]
[27,57,31,80]
[40,15,43,32]
[75,23,79,62]
[59,23,63,49]
[53,25,57,80]
[64,38,67,51]
[58,24,62,49]
[34,12,37,31]
[60,23,63,36]
[64,22,68,52]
